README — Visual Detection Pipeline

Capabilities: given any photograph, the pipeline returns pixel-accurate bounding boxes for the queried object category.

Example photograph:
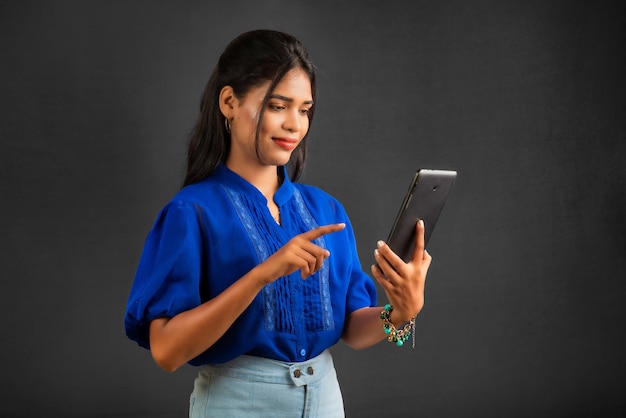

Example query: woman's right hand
[259,223,346,282]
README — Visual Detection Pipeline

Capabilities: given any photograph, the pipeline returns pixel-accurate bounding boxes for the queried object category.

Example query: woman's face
[225,67,313,171]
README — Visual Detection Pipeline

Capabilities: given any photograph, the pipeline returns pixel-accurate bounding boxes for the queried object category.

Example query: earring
[225,118,231,133]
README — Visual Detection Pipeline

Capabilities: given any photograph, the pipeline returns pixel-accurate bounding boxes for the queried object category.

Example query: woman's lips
[272,137,299,150]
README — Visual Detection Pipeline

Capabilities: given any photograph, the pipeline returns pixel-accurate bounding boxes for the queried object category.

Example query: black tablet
[386,169,457,262]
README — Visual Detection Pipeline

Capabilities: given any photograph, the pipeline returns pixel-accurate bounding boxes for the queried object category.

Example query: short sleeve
[342,209,378,314]
[124,200,204,349]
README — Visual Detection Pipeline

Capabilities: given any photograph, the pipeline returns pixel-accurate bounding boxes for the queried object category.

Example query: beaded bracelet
[380,304,416,348]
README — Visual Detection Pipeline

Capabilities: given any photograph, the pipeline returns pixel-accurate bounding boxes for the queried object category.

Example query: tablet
[386,169,457,262]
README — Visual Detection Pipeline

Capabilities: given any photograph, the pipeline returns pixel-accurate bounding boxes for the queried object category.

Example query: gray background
[1,1,625,417]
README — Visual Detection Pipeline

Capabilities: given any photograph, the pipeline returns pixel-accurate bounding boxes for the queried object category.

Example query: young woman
[125,29,431,417]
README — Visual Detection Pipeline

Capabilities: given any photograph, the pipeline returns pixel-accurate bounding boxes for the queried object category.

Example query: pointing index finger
[301,223,346,241]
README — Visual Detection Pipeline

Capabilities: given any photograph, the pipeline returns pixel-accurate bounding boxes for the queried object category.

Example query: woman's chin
[263,153,294,167]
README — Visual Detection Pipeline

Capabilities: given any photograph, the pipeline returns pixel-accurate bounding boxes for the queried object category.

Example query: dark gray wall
[1,1,625,417]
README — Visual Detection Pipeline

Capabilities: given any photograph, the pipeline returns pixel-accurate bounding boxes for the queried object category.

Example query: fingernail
[377,240,385,248]
[374,249,379,258]
[419,220,424,228]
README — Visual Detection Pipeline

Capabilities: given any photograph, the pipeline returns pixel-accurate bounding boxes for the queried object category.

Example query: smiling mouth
[272,138,298,150]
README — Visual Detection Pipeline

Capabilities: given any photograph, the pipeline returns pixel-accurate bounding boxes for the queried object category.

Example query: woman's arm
[341,304,424,350]
[341,307,387,349]
[149,223,345,372]
[149,266,266,372]
[342,220,432,350]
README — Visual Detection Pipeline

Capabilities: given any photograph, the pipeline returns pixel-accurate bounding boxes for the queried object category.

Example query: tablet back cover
[386,169,457,262]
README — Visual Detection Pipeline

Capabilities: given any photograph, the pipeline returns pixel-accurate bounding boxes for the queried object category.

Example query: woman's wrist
[389,305,420,326]
[380,304,417,348]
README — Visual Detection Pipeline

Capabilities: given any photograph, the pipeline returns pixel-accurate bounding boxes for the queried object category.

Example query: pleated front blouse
[125,163,377,365]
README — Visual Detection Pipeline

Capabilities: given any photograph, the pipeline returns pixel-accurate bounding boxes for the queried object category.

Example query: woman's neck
[226,162,281,201]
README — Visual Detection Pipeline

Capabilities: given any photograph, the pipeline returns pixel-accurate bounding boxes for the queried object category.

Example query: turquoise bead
[396,340,404,347]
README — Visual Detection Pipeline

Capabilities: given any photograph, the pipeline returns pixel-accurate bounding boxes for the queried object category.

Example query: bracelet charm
[380,304,417,348]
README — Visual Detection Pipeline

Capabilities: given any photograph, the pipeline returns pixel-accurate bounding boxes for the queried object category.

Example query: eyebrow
[269,94,314,105]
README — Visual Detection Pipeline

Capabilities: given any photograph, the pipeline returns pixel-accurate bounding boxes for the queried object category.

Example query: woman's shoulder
[293,182,339,203]
[181,172,231,196]
[159,176,229,214]
[293,182,347,217]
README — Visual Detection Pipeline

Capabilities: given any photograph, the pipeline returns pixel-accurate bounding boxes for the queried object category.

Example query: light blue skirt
[189,350,344,417]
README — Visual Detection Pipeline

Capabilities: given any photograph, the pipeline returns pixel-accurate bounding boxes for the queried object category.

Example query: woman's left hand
[371,219,432,325]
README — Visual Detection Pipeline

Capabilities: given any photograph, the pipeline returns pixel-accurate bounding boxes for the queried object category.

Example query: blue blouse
[124,163,377,365]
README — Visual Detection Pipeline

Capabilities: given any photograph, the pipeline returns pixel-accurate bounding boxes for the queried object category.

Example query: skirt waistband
[200,350,334,388]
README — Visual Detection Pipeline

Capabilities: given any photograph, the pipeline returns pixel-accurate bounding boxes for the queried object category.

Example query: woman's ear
[219,86,236,119]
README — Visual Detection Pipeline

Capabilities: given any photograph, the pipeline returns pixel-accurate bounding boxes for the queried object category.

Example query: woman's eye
[269,104,285,111]
[300,109,310,115]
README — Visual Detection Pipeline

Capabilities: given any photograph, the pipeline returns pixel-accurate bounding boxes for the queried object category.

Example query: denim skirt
[189,349,344,417]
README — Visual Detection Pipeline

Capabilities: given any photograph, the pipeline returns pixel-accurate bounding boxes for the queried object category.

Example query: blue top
[124,163,377,365]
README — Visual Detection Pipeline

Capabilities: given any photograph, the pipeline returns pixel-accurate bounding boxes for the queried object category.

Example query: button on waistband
[293,366,315,379]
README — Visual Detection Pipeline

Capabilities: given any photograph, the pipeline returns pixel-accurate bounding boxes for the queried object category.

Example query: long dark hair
[183,30,316,186]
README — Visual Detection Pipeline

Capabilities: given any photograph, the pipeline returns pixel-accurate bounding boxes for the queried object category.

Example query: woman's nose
[282,110,301,132]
